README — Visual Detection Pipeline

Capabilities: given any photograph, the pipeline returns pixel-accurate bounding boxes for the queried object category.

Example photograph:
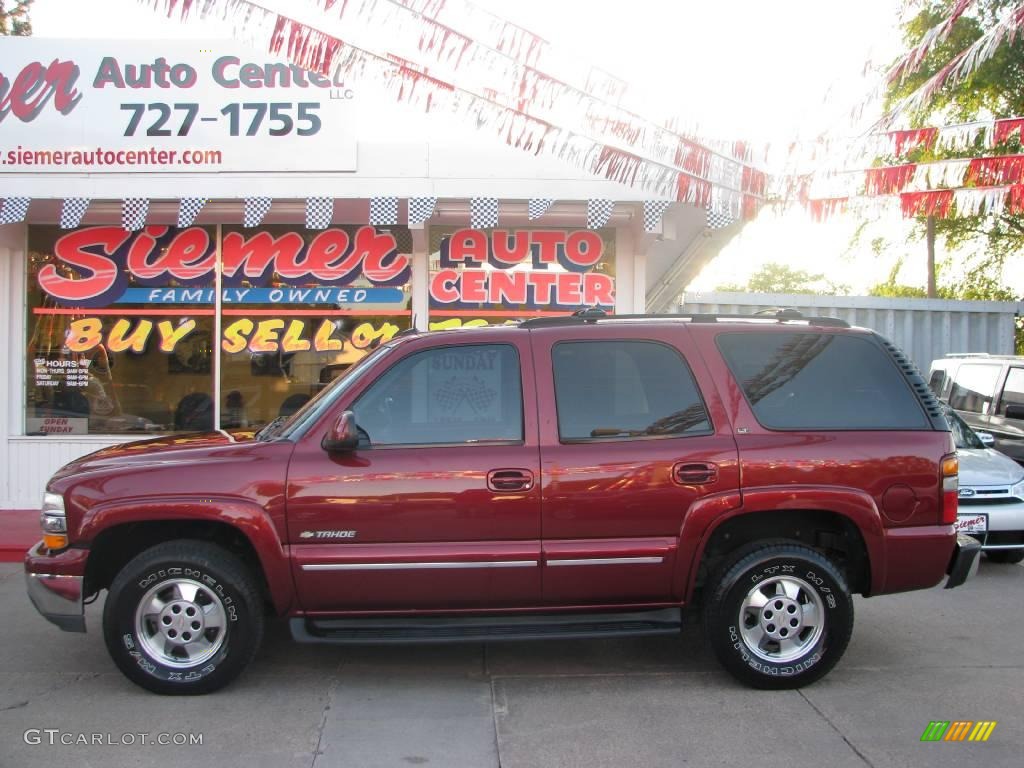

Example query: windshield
[260,343,396,441]
[943,406,985,450]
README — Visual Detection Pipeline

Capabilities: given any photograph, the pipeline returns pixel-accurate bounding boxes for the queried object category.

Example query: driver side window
[351,344,523,446]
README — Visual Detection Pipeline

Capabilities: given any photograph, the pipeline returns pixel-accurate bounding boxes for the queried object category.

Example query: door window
[949,364,1002,415]
[998,368,1024,416]
[351,344,523,446]
[551,340,710,441]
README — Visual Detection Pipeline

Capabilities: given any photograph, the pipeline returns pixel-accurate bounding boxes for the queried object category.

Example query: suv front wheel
[102,540,265,695]
[704,543,854,689]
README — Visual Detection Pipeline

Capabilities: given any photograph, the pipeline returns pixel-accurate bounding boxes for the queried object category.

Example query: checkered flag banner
[122,198,149,231]
[587,199,615,229]
[706,206,734,230]
[528,198,554,220]
[369,196,398,226]
[408,196,437,226]
[244,197,272,227]
[177,197,207,228]
[643,200,671,233]
[0,197,30,225]
[306,196,333,229]
[470,197,499,229]
[60,198,90,229]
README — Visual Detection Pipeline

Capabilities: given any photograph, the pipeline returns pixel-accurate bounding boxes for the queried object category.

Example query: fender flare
[674,486,885,602]
[77,496,294,614]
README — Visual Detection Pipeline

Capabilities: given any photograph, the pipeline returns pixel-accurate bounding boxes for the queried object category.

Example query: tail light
[941,454,958,525]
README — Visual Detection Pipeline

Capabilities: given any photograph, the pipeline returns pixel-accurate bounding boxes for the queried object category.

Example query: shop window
[427,227,616,325]
[216,225,412,431]
[25,223,412,436]
[26,225,216,436]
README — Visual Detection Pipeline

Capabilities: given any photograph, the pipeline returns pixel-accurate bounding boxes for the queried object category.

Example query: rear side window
[552,340,711,441]
[717,332,928,430]
[352,344,523,446]
[949,363,1001,414]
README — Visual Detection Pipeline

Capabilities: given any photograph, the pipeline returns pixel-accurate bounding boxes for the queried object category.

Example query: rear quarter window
[717,332,929,430]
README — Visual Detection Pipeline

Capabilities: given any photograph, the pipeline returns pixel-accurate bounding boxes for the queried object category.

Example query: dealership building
[0,38,750,512]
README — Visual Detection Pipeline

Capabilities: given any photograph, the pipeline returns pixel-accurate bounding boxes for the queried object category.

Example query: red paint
[26,321,961,626]
[0,58,81,123]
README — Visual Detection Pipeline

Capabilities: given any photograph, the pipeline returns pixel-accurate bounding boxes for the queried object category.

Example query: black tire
[704,542,854,690]
[103,540,265,695]
[985,549,1024,564]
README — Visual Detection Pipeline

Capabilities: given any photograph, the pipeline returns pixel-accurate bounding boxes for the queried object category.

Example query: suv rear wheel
[704,543,854,689]
[102,540,264,695]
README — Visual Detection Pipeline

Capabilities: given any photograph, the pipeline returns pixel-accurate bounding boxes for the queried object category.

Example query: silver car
[945,406,1024,564]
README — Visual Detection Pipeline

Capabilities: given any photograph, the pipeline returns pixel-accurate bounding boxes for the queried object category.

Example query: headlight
[1012,478,1024,501]
[40,492,67,550]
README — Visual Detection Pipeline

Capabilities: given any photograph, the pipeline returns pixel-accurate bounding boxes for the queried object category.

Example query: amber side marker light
[941,455,959,525]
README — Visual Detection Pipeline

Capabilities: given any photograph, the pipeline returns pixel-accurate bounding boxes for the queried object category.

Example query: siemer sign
[0,39,357,173]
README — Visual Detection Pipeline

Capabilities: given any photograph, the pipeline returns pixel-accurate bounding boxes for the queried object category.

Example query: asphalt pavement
[0,560,1021,768]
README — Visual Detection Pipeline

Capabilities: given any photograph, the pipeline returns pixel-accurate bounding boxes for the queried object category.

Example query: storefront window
[216,224,412,430]
[27,225,216,435]
[25,223,412,435]
[428,226,616,327]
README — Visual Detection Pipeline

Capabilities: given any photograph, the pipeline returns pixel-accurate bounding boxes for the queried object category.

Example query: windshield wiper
[256,416,288,441]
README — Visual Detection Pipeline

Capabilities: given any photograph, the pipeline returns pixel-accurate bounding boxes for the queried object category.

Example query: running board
[290,608,682,644]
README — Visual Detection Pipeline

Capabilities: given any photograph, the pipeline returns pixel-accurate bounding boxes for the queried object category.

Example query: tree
[0,0,33,35]
[881,0,1024,297]
[716,262,848,295]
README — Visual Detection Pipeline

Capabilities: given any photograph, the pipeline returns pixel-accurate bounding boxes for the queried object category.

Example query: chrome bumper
[25,543,85,632]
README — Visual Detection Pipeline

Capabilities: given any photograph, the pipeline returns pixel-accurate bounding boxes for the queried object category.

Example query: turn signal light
[43,533,68,550]
[941,454,958,525]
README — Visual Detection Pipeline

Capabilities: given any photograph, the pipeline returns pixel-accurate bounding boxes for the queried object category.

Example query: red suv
[25,311,980,694]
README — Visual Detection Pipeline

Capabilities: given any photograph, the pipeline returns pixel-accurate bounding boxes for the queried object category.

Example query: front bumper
[945,534,982,589]
[24,541,85,632]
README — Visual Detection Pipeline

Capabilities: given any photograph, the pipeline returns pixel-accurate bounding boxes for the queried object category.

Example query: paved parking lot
[0,560,1021,768]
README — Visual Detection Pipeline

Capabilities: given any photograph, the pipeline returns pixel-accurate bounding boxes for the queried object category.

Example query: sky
[30,0,975,295]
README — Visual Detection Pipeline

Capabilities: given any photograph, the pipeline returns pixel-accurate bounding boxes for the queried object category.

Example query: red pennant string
[900,189,954,218]
[966,155,1024,186]
[1007,184,1024,214]
[864,164,916,195]
[741,166,767,196]
[809,198,847,221]
[994,118,1024,145]
[742,194,760,220]
[889,127,937,156]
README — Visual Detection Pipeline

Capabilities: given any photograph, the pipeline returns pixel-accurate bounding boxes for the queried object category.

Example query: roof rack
[519,307,849,329]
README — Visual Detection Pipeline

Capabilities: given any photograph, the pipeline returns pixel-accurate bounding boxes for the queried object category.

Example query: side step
[290,608,682,645]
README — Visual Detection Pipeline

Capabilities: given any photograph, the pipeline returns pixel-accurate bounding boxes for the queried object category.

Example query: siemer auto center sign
[0,39,357,173]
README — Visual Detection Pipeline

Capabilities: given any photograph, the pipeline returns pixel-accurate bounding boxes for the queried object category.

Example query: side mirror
[322,411,359,453]
[976,431,996,447]
[1005,404,1024,420]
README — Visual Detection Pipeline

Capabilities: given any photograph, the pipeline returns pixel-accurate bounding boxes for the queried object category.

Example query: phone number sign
[0,39,357,173]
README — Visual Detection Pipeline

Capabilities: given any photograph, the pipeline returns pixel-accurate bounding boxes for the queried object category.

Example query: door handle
[672,462,718,485]
[487,469,534,493]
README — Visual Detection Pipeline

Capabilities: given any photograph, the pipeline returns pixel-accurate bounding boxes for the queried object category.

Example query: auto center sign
[0,39,356,173]
[432,229,615,311]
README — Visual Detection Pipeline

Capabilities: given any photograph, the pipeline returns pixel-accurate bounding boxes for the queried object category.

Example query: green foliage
[716,262,848,295]
[871,0,1022,306]
[0,0,33,35]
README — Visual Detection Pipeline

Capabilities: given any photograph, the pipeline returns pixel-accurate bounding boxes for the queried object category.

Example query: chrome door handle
[487,469,534,492]
[672,462,718,485]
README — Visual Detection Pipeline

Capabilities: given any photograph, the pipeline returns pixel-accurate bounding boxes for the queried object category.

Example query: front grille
[959,497,1019,506]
